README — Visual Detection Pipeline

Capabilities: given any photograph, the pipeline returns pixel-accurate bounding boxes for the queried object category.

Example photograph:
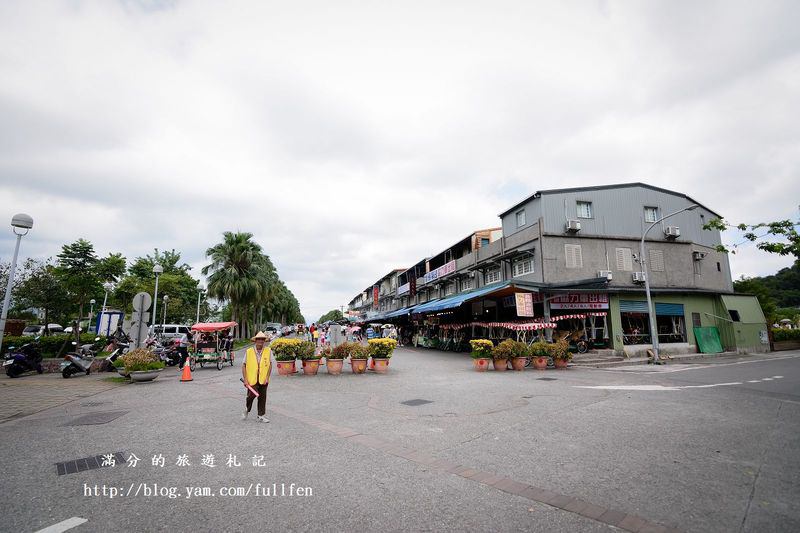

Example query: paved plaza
[1,348,798,532]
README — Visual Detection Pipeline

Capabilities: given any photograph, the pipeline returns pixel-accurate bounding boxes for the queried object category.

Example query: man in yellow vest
[241,331,272,422]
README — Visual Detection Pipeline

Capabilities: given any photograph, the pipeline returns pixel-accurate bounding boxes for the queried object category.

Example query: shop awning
[384,307,412,319]
[413,282,511,314]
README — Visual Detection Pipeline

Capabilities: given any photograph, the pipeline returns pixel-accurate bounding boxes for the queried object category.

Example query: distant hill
[734,260,800,321]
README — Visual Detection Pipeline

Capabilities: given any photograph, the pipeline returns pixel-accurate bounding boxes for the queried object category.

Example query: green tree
[56,239,101,322]
[15,259,70,332]
[95,252,127,283]
[318,309,344,323]
[705,210,800,258]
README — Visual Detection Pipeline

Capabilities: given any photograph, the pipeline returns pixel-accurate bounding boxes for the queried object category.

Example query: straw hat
[251,331,268,341]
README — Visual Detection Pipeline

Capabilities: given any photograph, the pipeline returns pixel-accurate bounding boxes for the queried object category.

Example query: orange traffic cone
[180,361,193,382]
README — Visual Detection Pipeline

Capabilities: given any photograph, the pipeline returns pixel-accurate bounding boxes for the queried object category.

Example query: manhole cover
[56,452,126,476]
[401,399,433,406]
[63,411,128,426]
[537,377,557,381]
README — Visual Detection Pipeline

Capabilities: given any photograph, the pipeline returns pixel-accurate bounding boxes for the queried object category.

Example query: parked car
[150,324,192,341]
[21,324,63,336]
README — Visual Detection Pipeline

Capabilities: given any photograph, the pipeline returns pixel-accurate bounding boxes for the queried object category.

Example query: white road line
[577,382,742,391]
[773,376,784,379]
[599,353,800,374]
[34,517,88,533]
[747,380,761,383]
[762,378,774,381]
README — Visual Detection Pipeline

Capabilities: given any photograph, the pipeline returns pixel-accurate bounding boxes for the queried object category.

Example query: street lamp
[640,204,699,363]
[162,295,169,330]
[89,299,96,332]
[152,263,163,332]
[0,214,33,354]
[196,286,204,324]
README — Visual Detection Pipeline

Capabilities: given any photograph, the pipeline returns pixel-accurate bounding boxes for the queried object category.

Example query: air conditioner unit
[565,219,581,232]
[632,271,647,283]
[598,270,613,281]
[692,251,707,261]
[664,226,680,239]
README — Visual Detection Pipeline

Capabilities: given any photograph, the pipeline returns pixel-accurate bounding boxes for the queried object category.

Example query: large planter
[473,358,491,372]
[492,357,508,371]
[554,358,569,369]
[350,358,368,374]
[511,357,527,371]
[302,359,320,375]
[116,367,129,378]
[129,368,162,383]
[327,359,344,375]
[532,356,548,370]
[372,358,389,373]
[276,360,296,375]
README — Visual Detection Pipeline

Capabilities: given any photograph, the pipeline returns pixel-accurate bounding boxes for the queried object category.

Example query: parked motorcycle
[100,339,129,372]
[3,337,43,378]
[61,337,100,378]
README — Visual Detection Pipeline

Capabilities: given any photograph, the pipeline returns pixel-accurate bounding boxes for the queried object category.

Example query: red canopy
[191,321,237,332]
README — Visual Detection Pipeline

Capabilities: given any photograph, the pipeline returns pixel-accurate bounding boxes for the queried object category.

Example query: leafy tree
[318,309,344,323]
[129,249,191,279]
[15,259,70,332]
[95,252,127,283]
[56,239,101,322]
[705,210,800,258]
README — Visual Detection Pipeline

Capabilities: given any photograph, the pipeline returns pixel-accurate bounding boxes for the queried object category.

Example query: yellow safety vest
[244,347,271,385]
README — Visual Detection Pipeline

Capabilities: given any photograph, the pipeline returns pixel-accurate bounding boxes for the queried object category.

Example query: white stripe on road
[34,517,88,533]
[762,378,773,381]
[773,376,784,379]
[747,380,761,383]
[577,382,743,391]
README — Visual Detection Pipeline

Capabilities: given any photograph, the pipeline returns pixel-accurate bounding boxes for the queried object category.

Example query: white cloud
[0,0,798,321]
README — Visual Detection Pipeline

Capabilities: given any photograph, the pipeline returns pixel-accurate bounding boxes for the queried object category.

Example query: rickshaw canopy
[191,321,237,332]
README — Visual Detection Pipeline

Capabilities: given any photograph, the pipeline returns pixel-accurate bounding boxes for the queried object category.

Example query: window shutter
[649,250,665,272]
[616,248,632,271]
[565,244,582,269]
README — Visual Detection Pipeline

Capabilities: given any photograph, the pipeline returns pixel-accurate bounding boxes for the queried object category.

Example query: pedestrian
[312,327,320,346]
[241,331,272,423]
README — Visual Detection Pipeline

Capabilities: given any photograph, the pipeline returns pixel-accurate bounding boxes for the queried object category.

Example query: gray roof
[498,182,723,218]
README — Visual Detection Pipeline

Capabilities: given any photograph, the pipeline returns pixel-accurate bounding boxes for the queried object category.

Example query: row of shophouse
[347,183,769,356]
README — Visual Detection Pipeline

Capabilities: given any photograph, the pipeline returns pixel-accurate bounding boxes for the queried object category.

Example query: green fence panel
[693,326,723,353]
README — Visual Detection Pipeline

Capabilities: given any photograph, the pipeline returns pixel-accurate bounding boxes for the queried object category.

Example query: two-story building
[349,183,768,355]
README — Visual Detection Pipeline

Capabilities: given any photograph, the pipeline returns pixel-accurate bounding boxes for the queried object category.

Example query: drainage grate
[401,399,433,406]
[537,377,557,381]
[63,411,129,426]
[56,452,126,476]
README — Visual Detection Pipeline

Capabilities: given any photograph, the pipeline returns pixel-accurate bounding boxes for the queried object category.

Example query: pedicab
[189,322,237,371]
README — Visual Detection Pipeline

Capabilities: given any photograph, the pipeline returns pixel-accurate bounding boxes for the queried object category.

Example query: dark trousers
[245,382,268,416]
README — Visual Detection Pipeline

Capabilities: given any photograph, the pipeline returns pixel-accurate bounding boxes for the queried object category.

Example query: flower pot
[116,367,129,378]
[276,360,296,375]
[554,358,569,369]
[129,368,162,383]
[533,356,548,370]
[473,358,491,372]
[302,359,320,375]
[327,359,343,375]
[350,358,368,374]
[511,356,527,371]
[492,357,508,371]
[372,358,389,373]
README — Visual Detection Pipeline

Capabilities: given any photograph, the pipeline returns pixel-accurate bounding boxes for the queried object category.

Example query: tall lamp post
[89,299,96,332]
[99,281,113,335]
[0,214,34,354]
[640,204,699,363]
[196,286,204,324]
[152,263,163,333]
[162,295,169,330]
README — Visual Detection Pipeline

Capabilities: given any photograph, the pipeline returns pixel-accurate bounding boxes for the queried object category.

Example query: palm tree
[202,232,271,338]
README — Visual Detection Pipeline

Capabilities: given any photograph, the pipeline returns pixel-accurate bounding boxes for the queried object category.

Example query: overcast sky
[1,0,798,322]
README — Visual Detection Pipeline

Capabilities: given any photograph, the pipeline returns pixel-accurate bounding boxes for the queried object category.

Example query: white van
[150,324,192,340]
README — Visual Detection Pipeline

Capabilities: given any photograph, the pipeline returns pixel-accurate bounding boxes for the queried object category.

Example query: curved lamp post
[152,263,163,332]
[640,204,698,363]
[0,214,34,354]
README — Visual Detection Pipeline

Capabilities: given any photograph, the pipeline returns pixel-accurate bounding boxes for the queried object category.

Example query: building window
[616,248,633,271]
[461,277,473,291]
[717,262,721,272]
[565,244,583,269]
[644,206,659,223]
[513,258,533,277]
[576,201,593,219]
[648,249,665,272]
[480,238,490,247]
[692,312,702,328]
[486,267,501,284]
[445,282,455,296]
[694,260,702,275]
[729,310,741,322]
[516,210,526,228]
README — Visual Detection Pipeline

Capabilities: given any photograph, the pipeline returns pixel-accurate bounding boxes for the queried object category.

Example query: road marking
[577,382,743,391]
[772,376,783,379]
[34,517,88,533]
[598,353,800,374]
[762,378,773,381]
[747,380,760,383]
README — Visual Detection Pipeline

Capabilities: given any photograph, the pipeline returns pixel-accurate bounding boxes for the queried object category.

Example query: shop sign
[397,282,410,296]
[423,260,456,284]
[515,293,534,317]
[373,285,379,309]
[549,292,609,310]
[409,276,416,297]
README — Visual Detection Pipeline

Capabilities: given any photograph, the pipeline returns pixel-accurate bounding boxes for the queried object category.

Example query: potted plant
[368,338,397,373]
[349,343,369,374]
[491,339,514,371]
[122,348,165,383]
[328,342,349,375]
[551,339,572,369]
[530,341,550,370]
[271,338,299,375]
[469,339,493,371]
[510,340,529,371]
[112,357,128,377]
[298,340,320,375]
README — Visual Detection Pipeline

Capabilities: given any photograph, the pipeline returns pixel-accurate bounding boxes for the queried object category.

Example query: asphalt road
[0,348,798,533]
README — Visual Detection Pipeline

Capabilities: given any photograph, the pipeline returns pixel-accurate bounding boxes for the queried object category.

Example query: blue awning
[384,307,411,319]
[413,282,511,314]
